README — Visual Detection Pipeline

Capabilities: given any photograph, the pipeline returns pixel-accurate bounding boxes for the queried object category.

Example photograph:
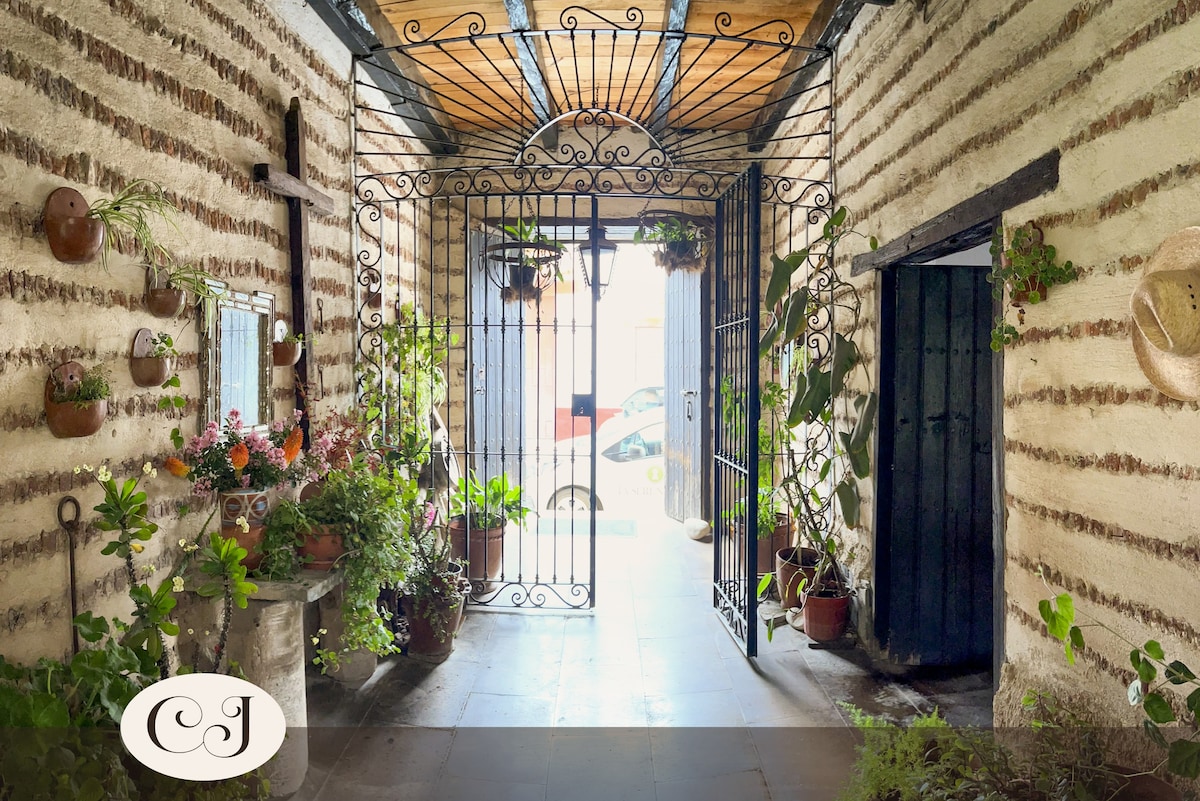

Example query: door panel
[876,264,994,665]
[665,268,706,521]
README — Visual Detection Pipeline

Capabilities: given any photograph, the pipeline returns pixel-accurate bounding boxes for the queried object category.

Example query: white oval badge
[120,673,286,781]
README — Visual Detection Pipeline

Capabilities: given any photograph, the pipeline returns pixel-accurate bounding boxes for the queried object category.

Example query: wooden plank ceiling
[356,0,826,163]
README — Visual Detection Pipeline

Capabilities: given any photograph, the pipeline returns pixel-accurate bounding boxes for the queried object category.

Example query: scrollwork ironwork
[560,5,645,31]
[402,11,486,44]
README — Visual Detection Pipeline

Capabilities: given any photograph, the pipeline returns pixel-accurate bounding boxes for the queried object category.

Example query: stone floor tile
[654,769,771,801]
[458,692,557,727]
[645,688,746,726]
[545,731,655,801]
[648,727,759,782]
[443,727,553,784]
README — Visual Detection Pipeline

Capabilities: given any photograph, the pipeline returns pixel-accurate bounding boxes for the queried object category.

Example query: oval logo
[120,673,286,781]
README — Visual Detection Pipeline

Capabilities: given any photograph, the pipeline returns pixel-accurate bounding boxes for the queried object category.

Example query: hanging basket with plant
[986,221,1077,351]
[487,217,563,303]
[45,362,111,438]
[634,216,711,273]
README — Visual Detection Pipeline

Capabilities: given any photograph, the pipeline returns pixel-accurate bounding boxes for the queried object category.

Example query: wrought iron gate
[712,164,762,654]
[350,8,835,616]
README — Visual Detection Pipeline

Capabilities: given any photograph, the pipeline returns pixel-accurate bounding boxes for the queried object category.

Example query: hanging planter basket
[144,270,188,319]
[487,240,562,303]
[652,239,709,274]
[129,328,173,387]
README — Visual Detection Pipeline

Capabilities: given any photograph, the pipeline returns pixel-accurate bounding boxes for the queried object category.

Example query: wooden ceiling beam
[306,0,455,155]
[648,0,691,137]
[502,0,559,150]
[747,0,858,152]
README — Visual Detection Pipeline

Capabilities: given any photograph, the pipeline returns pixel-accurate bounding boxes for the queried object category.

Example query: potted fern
[986,222,1077,350]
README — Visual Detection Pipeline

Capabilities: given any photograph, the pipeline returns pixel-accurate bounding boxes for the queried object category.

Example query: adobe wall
[0,0,417,663]
[776,0,1200,723]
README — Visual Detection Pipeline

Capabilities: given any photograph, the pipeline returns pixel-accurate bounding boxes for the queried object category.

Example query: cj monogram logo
[121,674,286,781]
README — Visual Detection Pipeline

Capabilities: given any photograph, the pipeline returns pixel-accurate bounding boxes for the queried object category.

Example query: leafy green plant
[145,331,187,412]
[281,331,313,345]
[363,303,456,471]
[986,222,1076,350]
[301,460,415,672]
[755,207,879,602]
[400,483,469,644]
[1041,581,1200,779]
[449,471,529,531]
[634,216,710,271]
[85,179,178,272]
[0,463,268,799]
[147,253,225,325]
[839,695,1133,801]
[51,364,111,407]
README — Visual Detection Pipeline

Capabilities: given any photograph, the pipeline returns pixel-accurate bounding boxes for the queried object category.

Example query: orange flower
[229,443,250,472]
[164,457,190,478]
[282,427,304,466]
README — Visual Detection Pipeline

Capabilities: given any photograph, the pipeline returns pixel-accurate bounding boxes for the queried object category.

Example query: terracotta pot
[802,592,851,642]
[130,356,172,388]
[272,341,302,367]
[401,566,467,661]
[1010,279,1048,307]
[1113,770,1182,801]
[448,517,504,584]
[775,547,820,610]
[43,188,104,264]
[146,287,187,318]
[756,514,792,576]
[299,479,325,502]
[219,489,271,570]
[44,364,106,438]
[298,524,345,571]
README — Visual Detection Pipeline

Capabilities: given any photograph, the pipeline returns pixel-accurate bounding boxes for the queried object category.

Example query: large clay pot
[802,592,851,642]
[298,524,345,571]
[44,363,107,438]
[43,187,104,264]
[448,517,504,585]
[775,547,820,610]
[273,341,302,367]
[756,514,792,576]
[219,489,270,570]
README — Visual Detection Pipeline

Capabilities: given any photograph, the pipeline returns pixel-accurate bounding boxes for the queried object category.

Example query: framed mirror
[199,280,275,429]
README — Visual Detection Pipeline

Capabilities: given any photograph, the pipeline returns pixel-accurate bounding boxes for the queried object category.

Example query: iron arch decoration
[351,8,837,616]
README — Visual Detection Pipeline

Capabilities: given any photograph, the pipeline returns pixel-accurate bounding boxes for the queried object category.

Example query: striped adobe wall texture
[773,0,1200,723]
[0,0,421,664]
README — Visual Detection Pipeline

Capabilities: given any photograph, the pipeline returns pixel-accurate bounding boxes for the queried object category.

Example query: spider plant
[86,179,178,271]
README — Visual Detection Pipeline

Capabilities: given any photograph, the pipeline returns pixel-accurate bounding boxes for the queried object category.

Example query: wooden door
[664,268,708,522]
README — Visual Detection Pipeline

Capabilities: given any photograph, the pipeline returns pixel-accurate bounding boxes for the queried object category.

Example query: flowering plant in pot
[754,208,879,642]
[164,409,307,567]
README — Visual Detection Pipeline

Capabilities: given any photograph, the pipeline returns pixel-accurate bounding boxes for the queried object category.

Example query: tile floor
[293,515,991,801]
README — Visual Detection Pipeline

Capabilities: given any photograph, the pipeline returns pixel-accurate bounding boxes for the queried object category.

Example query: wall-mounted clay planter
[44,362,107,438]
[130,328,172,387]
[144,271,187,318]
[272,341,302,367]
[43,188,105,264]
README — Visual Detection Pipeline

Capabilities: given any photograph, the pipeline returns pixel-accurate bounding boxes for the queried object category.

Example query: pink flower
[193,477,213,496]
[271,419,286,433]
[266,447,288,470]
[240,474,251,488]
[292,409,304,423]
[227,409,243,432]
[245,431,270,453]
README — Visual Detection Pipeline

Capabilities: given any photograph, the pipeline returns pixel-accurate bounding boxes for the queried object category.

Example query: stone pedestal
[230,570,343,797]
[317,584,379,686]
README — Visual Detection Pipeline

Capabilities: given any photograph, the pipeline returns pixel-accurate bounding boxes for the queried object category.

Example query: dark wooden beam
[252,164,335,216]
[649,0,690,136]
[503,0,558,149]
[851,149,1061,276]
[749,0,863,152]
[305,0,454,155]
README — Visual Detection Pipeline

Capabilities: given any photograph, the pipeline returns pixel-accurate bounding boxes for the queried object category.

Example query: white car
[537,409,666,513]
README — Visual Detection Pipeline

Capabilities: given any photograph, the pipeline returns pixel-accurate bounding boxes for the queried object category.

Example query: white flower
[310,636,320,645]
[150,468,158,478]
[81,464,93,473]
[178,539,188,548]
[183,543,199,553]
[73,466,81,475]
[318,628,328,635]
[141,564,156,576]
[172,576,185,593]
[204,630,210,636]
[235,516,250,534]
[142,462,153,475]
[187,628,194,635]
[96,465,112,483]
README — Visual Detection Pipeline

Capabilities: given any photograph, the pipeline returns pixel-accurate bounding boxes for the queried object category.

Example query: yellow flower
[178,538,188,548]
[310,636,320,645]
[235,516,250,534]
[81,464,93,473]
[187,628,194,635]
[130,542,144,553]
[172,576,185,593]
[73,466,81,475]
[96,465,112,483]
[141,564,155,576]
[318,628,328,635]
[142,462,153,475]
